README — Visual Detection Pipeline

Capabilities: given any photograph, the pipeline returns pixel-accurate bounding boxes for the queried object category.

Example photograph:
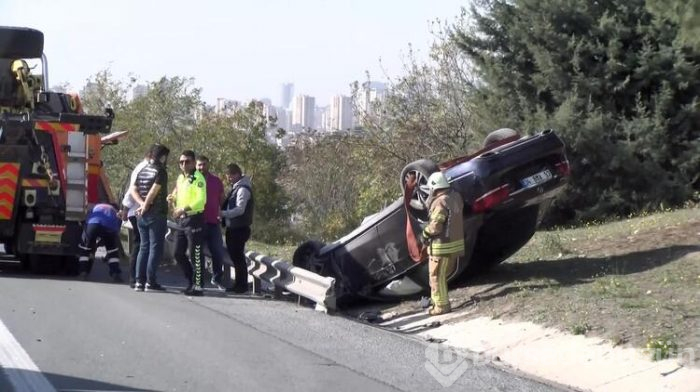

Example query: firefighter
[78,203,123,282]
[168,150,207,296]
[421,172,465,315]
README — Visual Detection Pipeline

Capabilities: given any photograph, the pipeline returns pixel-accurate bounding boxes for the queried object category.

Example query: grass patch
[646,334,679,361]
[247,240,296,262]
[571,322,592,335]
[591,277,640,298]
[620,299,653,309]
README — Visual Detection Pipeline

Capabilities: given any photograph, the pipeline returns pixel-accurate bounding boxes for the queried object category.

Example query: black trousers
[174,213,205,288]
[128,215,140,283]
[78,223,121,274]
[225,226,251,291]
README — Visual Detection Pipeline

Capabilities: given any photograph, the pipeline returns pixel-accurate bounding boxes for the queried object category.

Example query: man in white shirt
[120,148,151,288]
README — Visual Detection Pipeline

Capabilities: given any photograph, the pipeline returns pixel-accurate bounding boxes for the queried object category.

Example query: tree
[453,0,700,222]
[82,72,292,243]
[647,0,700,49]
[190,101,291,243]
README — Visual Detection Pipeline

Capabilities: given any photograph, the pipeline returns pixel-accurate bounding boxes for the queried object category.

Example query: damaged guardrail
[246,251,336,312]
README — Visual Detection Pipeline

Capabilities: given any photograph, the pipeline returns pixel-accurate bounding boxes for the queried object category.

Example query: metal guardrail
[121,222,335,311]
[246,251,336,313]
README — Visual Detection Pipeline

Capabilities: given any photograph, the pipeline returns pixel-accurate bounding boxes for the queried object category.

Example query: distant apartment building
[321,110,330,132]
[314,106,328,131]
[215,98,241,115]
[275,107,291,130]
[280,83,294,109]
[291,94,315,130]
[132,84,148,100]
[330,95,354,131]
[79,82,98,100]
[354,81,388,126]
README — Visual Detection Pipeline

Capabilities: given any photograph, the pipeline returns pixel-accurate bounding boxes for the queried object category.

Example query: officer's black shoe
[184,286,204,296]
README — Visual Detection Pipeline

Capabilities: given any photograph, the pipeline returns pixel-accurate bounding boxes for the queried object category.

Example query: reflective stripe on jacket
[422,189,465,257]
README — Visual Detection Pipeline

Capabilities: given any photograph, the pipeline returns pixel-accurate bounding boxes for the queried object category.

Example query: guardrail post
[245,250,336,312]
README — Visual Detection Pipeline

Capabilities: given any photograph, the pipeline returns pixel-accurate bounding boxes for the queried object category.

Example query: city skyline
[3,0,466,105]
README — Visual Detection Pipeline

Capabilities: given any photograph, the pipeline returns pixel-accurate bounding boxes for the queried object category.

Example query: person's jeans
[225,226,251,291]
[204,223,227,282]
[136,212,167,285]
[128,215,141,284]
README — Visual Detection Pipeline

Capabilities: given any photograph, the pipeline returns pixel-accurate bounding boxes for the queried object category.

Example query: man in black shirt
[130,143,170,292]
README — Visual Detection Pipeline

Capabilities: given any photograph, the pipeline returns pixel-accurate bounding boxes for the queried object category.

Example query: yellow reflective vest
[175,171,207,214]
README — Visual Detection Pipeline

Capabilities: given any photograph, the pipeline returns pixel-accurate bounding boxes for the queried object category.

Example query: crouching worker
[78,203,123,281]
[422,172,465,316]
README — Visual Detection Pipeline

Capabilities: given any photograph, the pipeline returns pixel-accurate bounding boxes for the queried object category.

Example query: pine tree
[454,0,700,222]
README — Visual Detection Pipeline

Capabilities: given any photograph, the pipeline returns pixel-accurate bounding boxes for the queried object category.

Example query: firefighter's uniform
[422,172,465,315]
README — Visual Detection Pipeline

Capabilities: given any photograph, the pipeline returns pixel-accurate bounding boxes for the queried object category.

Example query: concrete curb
[377,309,700,392]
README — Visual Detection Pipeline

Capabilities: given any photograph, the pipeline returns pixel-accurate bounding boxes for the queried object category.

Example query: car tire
[483,128,519,148]
[400,159,439,211]
[292,240,328,275]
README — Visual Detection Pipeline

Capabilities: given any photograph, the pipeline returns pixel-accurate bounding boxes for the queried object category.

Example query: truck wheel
[0,27,44,58]
[29,255,61,275]
[63,256,80,276]
[400,159,439,211]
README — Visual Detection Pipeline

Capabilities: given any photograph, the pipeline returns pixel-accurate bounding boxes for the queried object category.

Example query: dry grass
[446,206,700,359]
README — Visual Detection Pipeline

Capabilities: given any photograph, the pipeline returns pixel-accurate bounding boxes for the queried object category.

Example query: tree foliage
[453,0,700,221]
[82,73,290,243]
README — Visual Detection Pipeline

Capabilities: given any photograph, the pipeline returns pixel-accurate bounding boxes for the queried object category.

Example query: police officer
[422,172,465,315]
[168,150,207,296]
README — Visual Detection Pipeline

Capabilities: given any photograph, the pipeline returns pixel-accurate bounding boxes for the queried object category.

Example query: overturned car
[292,129,570,304]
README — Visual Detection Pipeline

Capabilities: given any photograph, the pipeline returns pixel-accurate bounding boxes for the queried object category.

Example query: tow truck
[0,26,124,274]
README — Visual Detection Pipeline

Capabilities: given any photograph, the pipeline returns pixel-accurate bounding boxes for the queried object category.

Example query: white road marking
[0,319,56,392]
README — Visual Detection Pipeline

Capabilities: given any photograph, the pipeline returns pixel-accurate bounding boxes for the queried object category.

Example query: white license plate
[520,169,553,189]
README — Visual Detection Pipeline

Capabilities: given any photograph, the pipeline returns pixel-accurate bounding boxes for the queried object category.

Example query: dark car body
[293,129,570,304]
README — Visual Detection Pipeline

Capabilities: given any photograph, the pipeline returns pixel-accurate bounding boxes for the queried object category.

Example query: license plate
[520,169,553,189]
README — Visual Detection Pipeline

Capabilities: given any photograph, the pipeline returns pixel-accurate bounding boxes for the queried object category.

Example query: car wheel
[292,240,328,275]
[400,159,439,211]
[483,128,519,148]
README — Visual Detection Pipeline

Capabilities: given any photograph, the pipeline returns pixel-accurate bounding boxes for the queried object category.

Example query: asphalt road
[0,260,563,392]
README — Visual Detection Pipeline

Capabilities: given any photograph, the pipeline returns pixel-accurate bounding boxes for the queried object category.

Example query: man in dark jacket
[219,163,254,294]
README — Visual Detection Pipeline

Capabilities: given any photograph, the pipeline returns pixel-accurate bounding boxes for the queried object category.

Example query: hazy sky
[3,0,466,106]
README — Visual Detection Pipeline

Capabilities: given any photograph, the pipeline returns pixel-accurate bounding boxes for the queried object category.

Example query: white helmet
[427,172,450,191]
